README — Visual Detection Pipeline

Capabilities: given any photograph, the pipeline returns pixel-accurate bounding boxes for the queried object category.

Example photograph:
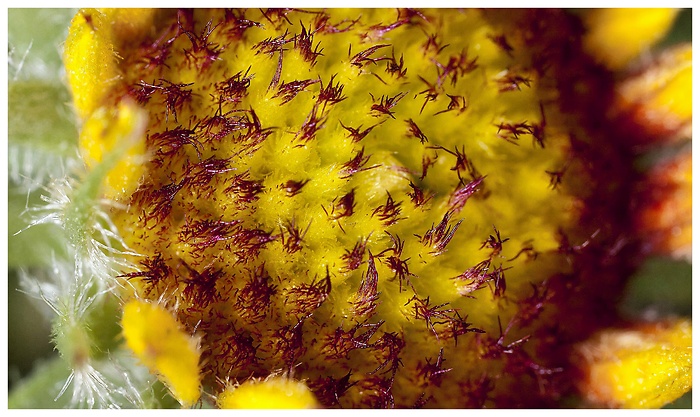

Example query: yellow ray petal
[634,150,692,261]
[63,9,120,121]
[575,319,692,408]
[79,99,148,199]
[64,8,158,121]
[583,8,680,70]
[217,376,319,409]
[616,44,692,143]
[121,299,202,408]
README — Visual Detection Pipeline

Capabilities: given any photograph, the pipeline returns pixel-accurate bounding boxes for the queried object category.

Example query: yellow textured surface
[577,319,692,408]
[583,8,679,70]
[121,300,201,408]
[63,9,119,120]
[79,100,148,198]
[63,8,691,408]
[217,377,319,409]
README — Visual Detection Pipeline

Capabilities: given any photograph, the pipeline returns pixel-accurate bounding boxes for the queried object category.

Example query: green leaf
[7,79,79,269]
[8,79,79,189]
[8,9,79,191]
[8,8,76,81]
[7,269,56,390]
[8,79,75,149]
[7,357,75,408]
[620,256,692,317]
[655,8,692,50]
[663,390,692,409]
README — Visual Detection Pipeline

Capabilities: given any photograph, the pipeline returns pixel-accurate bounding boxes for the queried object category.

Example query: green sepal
[8,8,76,81]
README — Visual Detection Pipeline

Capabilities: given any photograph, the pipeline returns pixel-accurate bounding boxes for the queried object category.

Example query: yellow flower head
[59,8,691,408]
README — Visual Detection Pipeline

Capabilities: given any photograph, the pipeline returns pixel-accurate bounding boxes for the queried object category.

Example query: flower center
[73,8,633,407]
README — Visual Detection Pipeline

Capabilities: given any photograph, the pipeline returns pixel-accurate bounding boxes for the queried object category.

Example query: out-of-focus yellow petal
[583,9,679,70]
[634,150,692,261]
[100,8,157,44]
[217,376,319,409]
[575,319,692,408]
[122,300,202,408]
[652,52,692,123]
[79,99,148,199]
[616,44,692,143]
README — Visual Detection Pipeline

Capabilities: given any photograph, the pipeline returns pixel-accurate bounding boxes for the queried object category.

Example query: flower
[8,8,691,409]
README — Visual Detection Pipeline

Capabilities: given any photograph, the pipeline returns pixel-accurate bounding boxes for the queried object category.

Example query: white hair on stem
[18,254,146,408]
[57,362,116,409]
[55,356,150,409]
[16,172,141,292]
[15,160,147,408]
[8,142,81,192]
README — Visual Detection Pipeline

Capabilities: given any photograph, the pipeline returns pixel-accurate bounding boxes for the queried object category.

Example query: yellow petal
[63,9,120,121]
[583,9,680,70]
[616,44,692,143]
[79,99,148,199]
[634,150,692,261]
[217,376,319,409]
[575,319,692,408]
[99,8,158,44]
[121,299,202,408]
[64,9,158,121]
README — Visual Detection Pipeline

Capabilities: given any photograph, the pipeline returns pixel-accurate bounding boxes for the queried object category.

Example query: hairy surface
[69,9,639,407]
